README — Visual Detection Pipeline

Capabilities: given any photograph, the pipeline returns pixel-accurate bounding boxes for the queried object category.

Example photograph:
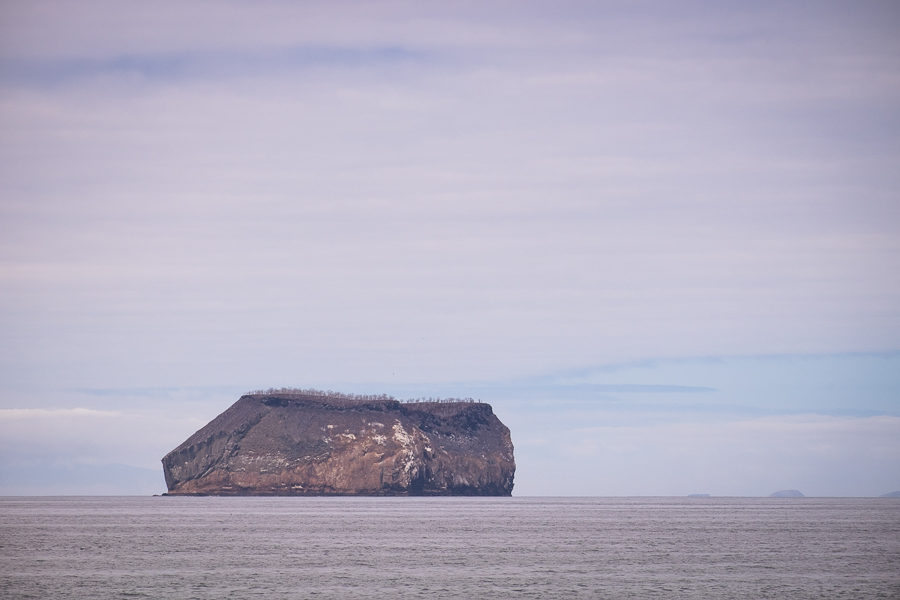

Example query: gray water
[1,496,899,599]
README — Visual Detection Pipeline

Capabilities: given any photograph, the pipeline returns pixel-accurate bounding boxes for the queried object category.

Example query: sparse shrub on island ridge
[245,387,481,406]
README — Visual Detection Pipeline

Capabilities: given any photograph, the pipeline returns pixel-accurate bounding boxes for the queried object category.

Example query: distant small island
[161,389,515,496]
[880,491,900,498]
[769,489,805,498]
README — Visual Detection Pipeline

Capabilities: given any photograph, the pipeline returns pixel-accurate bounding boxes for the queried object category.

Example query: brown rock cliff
[161,391,515,496]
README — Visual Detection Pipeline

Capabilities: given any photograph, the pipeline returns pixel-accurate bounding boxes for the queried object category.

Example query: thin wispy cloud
[0,407,121,419]
[0,45,432,87]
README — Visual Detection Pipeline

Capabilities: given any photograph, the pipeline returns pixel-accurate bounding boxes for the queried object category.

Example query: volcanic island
[162,389,515,496]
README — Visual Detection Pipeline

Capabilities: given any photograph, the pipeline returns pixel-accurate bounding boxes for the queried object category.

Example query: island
[769,489,805,498]
[161,389,515,496]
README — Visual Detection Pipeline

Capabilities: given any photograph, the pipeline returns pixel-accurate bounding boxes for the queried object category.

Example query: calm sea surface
[1,496,898,599]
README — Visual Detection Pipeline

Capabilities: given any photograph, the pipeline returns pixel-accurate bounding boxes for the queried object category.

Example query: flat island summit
[162,389,515,496]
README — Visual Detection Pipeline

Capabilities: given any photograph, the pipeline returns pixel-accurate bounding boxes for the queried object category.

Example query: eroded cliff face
[161,393,515,496]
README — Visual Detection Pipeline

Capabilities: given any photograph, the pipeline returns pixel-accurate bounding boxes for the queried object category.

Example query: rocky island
[769,489,805,498]
[162,389,515,496]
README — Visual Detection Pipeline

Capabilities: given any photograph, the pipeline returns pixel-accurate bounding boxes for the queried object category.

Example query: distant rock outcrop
[880,491,900,498]
[161,391,515,496]
[769,489,805,498]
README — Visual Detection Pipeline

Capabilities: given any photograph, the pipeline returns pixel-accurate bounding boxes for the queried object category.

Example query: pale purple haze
[1,1,898,496]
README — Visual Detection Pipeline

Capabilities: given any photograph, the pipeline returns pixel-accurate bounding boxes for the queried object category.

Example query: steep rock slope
[161,392,515,496]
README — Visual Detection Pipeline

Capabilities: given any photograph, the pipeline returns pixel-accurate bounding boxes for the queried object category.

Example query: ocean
[1,496,898,599]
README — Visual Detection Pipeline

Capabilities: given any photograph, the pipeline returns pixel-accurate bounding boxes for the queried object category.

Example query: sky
[0,0,898,496]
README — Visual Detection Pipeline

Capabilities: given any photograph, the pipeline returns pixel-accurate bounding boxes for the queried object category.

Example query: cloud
[0,45,432,88]
[536,353,900,416]
[0,407,121,419]
[571,414,900,446]
[0,404,212,473]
